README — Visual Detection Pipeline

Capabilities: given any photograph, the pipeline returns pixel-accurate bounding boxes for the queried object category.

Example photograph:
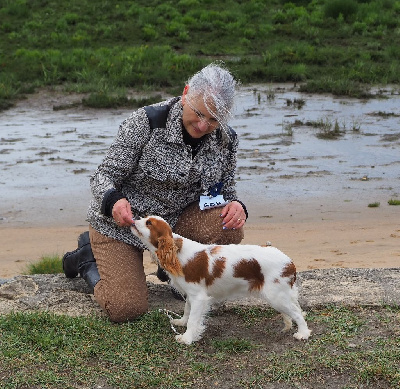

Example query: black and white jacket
[87,97,240,249]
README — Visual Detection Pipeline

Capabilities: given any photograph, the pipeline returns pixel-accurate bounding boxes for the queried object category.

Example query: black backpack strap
[216,126,236,152]
[143,104,171,129]
[144,101,236,152]
[225,126,237,152]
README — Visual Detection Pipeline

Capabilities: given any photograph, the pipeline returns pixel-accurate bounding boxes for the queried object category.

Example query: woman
[63,63,248,322]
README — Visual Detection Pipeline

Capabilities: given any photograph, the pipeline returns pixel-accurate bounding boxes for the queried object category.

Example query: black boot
[62,231,90,278]
[62,231,100,292]
[79,261,101,294]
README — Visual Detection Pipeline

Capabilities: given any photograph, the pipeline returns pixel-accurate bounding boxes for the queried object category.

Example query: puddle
[1,85,399,226]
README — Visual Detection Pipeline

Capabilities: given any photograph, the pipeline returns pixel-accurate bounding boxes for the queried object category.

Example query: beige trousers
[90,202,244,322]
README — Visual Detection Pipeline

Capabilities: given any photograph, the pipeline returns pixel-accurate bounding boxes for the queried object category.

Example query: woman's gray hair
[186,62,237,132]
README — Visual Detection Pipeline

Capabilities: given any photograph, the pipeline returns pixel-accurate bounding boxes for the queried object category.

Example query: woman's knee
[218,226,244,245]
[175,202,245,244]
[94,281,148,322]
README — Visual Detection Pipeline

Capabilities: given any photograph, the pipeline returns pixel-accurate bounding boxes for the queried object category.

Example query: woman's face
[182,86,219,138]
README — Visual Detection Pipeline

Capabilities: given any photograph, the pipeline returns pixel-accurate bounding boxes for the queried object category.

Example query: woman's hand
[220,201,246,230]
[112,198,133,227]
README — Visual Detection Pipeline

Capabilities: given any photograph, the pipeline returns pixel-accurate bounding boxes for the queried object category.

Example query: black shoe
[62,247,80,278]
[62,231,90,279]
[78,231,90,247]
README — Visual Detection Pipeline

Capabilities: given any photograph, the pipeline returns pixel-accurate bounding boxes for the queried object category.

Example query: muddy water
[234,85,400,203]
[1,85,399,227]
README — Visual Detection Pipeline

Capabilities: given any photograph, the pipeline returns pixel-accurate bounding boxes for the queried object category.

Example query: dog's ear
[156,235,183,276]
[174,237,183,252]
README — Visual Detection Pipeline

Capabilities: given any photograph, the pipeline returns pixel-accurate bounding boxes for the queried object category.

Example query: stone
[0,268,399,318]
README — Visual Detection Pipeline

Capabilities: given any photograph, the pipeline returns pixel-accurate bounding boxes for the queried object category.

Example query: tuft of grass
[282,120,294,136]
[388,199,400,205]
[25,255,63,275]
[306,117,345,139]
[368,202,380,208]
[286,98,306,109]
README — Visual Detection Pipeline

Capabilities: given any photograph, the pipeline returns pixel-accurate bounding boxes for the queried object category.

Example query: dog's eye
[146,220,152,226]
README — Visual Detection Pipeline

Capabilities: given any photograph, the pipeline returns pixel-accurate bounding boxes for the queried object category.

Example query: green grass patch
[212,338,255,353]
[1,0,400,110]
[0,305,399,388]
[388,199,400,205]
[368,202,380,208]
[24,255,63,275]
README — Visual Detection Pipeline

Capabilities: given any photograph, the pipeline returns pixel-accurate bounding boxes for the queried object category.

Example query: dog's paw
[175,333,193,345]
[293,329,312,340]
[171,318,187,327]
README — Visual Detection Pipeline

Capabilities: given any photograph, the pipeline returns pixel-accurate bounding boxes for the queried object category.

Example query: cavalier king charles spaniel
[131,215,311,345]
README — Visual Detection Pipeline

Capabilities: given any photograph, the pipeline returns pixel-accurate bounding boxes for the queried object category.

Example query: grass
[388,199,400,205]
[314,118,345,139]
[8,258,400,387]
[24,254,63,275]
[0,305,399,388]
[1,0,400,110]
[287,116,346,139]
[368,202,380,208]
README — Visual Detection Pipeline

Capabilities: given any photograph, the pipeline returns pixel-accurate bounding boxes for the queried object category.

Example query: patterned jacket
[86,96,239,249]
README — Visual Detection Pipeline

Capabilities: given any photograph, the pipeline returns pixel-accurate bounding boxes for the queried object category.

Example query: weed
[351,118,362,132]
[286,97,306,109]
[25,255,63,275]
[388,199,400,205]
[266,88,275,101]
[368,202,380,208]
[371,111,400,118]
[324,0,358,22]
[282,121,294,136]
[306,117,345,139]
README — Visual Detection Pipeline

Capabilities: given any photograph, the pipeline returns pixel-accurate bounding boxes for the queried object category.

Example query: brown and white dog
[131,215,311,345]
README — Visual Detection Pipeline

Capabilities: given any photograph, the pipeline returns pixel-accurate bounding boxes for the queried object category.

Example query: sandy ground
[1,199,399,279]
